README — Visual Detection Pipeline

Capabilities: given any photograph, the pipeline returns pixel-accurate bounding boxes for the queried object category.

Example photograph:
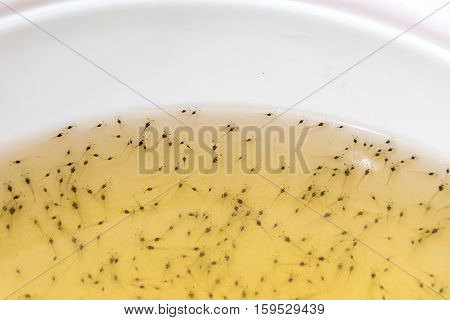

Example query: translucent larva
[0,109,448,300]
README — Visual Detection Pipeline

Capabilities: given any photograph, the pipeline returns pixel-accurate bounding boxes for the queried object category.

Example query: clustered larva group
[0,109,448,299]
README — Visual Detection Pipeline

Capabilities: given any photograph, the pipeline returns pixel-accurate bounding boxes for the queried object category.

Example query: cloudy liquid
[0,108,449,300]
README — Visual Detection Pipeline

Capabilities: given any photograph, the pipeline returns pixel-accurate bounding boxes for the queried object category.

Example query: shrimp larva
[0,109,448,300]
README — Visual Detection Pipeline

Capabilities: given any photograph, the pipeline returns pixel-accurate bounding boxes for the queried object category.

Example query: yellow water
[0,109,449,299]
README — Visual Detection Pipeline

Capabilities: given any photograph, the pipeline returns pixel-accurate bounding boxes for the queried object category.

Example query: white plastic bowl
[0,0,449,158]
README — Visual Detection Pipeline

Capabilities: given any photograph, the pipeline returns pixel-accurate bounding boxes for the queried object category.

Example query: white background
[1,300,449,319]
[1,0,450,157]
